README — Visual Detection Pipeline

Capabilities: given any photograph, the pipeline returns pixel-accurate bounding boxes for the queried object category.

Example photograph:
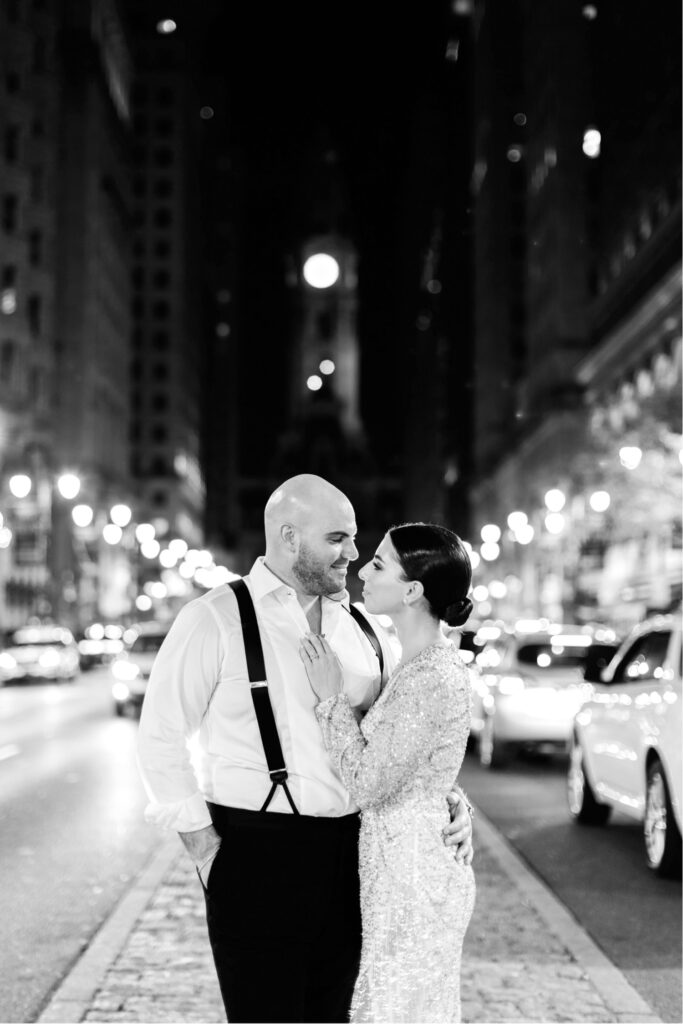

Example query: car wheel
[479,714,513,770]
[567,739,611,825]
[644,759,682,878]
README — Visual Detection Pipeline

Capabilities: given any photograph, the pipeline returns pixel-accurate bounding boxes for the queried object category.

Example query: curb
[473,808,663,1024]
[37,837,181,1024]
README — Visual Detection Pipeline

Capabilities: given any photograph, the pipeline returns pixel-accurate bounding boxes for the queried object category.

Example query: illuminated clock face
[302,253,340,289]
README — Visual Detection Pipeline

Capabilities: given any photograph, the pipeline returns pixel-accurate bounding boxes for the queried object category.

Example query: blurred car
[110,624,168,716]
[0,625,80,684]
[567,613,682,878]
[77,623,125,671]
[470,622,619,769]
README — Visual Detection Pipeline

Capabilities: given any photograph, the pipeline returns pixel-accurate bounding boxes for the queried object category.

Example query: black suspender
[228,578,385,815]
[228,578,299,815]
[346,603,384,680]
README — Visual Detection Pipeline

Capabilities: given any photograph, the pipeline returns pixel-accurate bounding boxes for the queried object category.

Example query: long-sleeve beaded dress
[315,641,475,1024]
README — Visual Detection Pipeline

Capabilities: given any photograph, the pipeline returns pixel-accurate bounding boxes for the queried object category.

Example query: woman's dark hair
[388,522,473,627]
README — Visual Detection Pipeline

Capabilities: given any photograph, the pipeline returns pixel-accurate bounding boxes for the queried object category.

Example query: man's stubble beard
[292,542,346,597]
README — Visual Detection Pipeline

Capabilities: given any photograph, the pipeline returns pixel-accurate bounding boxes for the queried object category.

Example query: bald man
[137,475,472,1023]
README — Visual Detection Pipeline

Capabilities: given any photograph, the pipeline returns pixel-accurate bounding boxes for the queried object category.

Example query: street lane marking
[0,744,20,762]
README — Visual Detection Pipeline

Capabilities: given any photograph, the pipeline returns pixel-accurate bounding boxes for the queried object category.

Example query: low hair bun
[443,597,473,628]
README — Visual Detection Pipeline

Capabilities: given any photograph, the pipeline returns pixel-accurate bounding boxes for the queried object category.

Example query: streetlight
[135,523,156,544]
[103,524,123,545]
[302,253,340,289]
[72,504,94,528]
[544,512,565,534]
[110,504,132,528]
[57,473,81,500]
[9,474,31,498]
[589,490,611,513]
[544,488,566,512]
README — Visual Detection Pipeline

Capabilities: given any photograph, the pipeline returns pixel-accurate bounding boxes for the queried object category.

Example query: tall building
[0,0,62,625]
[469,0,681,627]
[126,8,206,556]
[54,0,134,623]
[0,0,135,628]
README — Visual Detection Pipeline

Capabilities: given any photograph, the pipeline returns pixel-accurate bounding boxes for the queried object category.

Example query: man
[137,475,473,1023]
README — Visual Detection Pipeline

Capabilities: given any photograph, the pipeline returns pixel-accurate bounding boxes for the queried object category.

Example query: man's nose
[343,538,359,561]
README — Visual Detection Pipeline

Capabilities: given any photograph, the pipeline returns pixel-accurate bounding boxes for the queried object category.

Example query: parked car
[110,624,168,716]
[76,622,125,671]
[567,613,682,878]
[470,622,619,769]
[0,624,80,683]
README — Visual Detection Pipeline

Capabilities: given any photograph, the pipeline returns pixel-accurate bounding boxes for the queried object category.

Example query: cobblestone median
[82,843,622,1024]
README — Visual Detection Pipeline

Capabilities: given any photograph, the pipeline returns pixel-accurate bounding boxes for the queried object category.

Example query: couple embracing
[138,474,476,1023]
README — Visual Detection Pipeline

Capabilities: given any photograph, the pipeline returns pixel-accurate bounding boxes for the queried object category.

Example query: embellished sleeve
[315,661,468,809]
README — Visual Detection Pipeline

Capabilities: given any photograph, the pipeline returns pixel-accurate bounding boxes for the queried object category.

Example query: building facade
[469,0,681,630]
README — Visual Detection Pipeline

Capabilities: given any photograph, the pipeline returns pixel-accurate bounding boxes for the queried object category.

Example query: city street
[460,747,683,1023]
[1,673,680,1023]
[0,671,159,1024]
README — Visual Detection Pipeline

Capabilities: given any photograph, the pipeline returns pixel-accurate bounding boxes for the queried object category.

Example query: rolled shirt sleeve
[137,598,224,832]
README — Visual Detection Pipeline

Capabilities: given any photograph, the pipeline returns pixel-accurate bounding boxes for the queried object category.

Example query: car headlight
[498,675,526,695]
[0,652,17,671]
[111,659,140,681]
[112,682,131,701]
[38,648,61,668]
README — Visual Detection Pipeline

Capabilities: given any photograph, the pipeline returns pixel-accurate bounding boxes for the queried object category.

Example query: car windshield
[130,634,166,654]
[517,643,587,669]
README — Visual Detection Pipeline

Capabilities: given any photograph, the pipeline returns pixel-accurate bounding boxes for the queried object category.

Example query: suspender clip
[269,768,288,783]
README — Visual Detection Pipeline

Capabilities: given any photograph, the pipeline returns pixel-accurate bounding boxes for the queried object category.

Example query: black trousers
[202,803,362,1024]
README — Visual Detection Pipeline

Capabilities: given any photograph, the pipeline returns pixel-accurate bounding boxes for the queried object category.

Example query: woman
[299,522,475,1024]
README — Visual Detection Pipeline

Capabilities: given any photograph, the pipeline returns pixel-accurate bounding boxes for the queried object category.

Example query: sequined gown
[315,642,475,1024]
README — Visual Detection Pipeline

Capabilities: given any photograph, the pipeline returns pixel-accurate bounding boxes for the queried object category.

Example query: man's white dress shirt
[137,558,397,832]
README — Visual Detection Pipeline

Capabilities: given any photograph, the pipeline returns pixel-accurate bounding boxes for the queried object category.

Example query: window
[613,631,671,683]
[5,72,20,94]
[4,126,19,162]
[152,331,168,350]
[27,294,41,336]
[152,489,166,507]
[0,340,15,381]
[153,147,173,168]
[30,166,44,202]
[153,207,171,228]
[152,300,169,320]
[152,393,168,412]
[32,37,46,73]
[28,230,42,265]
[152,270,169,288]
[152,363,168,380]
[154,240,170,259]
[153,178,172,199]
[151,457,168,475]
[152,424,167,442]
[2,195,18,233]
[2,265,16,287]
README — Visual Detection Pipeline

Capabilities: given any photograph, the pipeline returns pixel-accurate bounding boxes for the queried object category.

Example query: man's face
[292,504,359,596]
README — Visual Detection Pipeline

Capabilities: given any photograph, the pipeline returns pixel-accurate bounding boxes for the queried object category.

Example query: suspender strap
[228,578,299,815]
[347,603,384,680]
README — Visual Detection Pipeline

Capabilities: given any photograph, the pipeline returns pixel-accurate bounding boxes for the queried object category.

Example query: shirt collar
[249,556,350,608]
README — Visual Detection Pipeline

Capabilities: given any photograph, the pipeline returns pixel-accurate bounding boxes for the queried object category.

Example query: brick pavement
[39,809,663,1024]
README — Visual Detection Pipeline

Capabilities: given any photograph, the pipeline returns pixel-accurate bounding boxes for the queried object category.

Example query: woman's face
[358,533,410,615]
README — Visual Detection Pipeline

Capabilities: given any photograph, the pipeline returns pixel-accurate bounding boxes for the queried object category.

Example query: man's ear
[280,523,298,552]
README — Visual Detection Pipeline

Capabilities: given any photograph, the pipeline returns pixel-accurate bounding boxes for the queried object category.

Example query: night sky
[198,1,470,472]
